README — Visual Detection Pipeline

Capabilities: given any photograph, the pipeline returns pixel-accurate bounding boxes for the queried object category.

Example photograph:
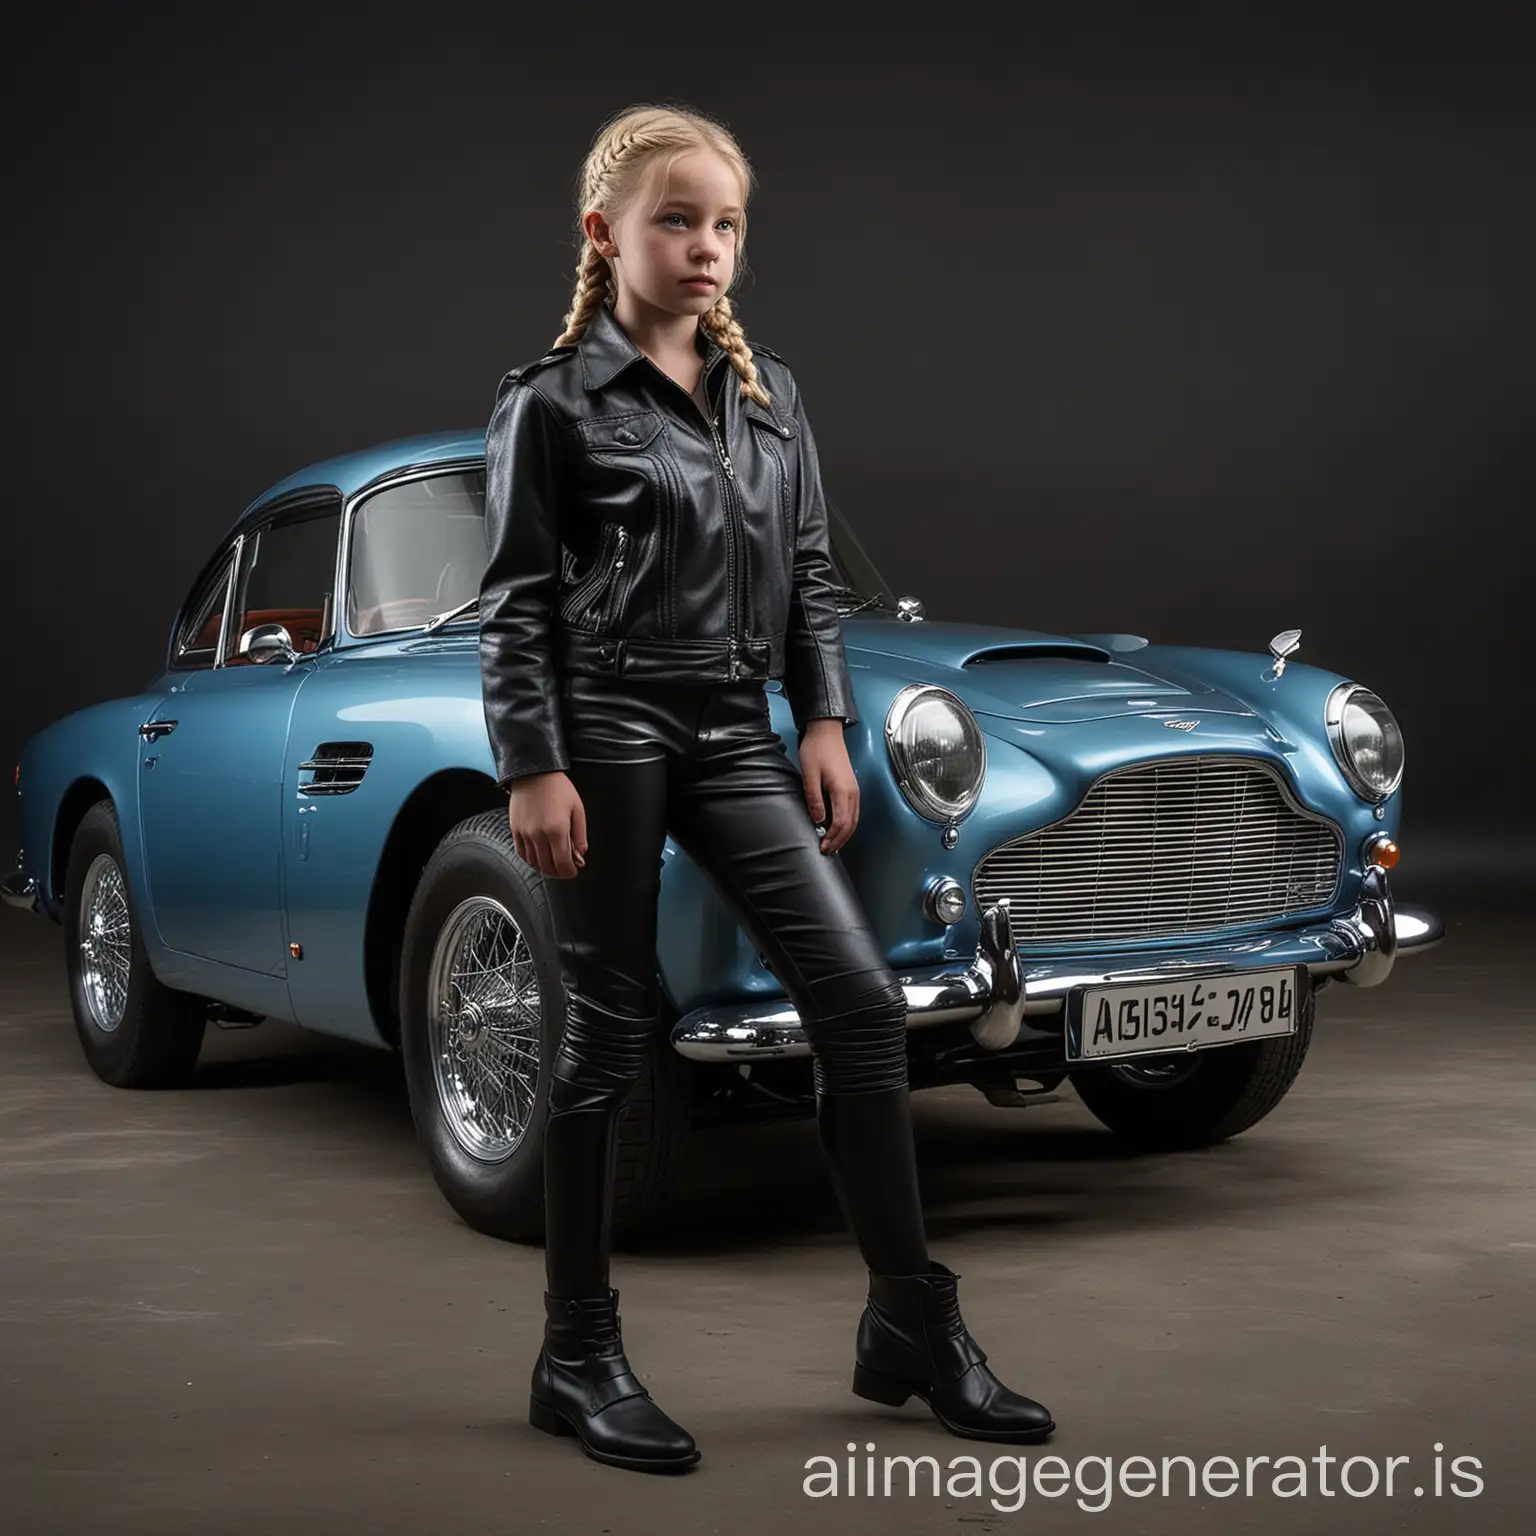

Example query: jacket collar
[578,301,725,392]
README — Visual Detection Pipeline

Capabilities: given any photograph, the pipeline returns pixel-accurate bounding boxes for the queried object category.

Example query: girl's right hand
[507,772,588,879]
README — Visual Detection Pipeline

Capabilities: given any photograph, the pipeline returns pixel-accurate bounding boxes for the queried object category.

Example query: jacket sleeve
[782,370,860,741]
[479,375,571,788]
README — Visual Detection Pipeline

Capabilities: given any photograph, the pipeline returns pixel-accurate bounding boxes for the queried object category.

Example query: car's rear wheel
[1068,977,1317,1148]
[63,799,207,1087]
[398,811,693,1243]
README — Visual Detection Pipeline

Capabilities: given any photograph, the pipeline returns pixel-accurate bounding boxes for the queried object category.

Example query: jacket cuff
[794,711,856,746]
[786,643,860,736]
[497,755,570,792]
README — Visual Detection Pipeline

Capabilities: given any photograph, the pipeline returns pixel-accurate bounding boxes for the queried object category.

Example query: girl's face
[594,148,743,320]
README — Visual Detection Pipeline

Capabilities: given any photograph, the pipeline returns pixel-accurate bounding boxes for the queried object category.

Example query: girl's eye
[663,213,735,232]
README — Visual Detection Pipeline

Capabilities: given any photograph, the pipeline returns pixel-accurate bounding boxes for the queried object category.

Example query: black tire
[1068,977,1316,1149]
[398,810,693,1243]
[63,799,207,1088]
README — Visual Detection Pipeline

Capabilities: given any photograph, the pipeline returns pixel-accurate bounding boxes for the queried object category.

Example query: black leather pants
[540,671,932,1298]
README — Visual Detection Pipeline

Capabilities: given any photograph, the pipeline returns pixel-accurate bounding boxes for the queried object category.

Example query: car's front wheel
[63,799,207,1087]
[398,811,693,1243]
[1068,978,1317,1148]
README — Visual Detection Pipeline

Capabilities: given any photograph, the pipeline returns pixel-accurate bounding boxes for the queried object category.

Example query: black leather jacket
[479,301,859,788]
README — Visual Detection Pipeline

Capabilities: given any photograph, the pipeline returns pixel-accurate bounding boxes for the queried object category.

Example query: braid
[552,243,613,349]
[700,295,773,409]
[553,118,660,346]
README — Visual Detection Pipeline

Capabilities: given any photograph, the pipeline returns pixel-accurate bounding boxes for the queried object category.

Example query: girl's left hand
[798,718,859,853]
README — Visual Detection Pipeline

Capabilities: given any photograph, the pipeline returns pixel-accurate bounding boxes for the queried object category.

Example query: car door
[278,464,490,1041]
[138,494,342,972]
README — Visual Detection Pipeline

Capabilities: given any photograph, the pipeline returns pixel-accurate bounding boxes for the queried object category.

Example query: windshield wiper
[828,585,887,616]
[421,596,480,634]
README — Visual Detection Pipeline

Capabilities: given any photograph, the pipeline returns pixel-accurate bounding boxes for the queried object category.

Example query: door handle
[139,719,178,741]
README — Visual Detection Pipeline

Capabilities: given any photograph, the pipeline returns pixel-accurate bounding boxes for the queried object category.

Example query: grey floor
[0,899,1529,1535]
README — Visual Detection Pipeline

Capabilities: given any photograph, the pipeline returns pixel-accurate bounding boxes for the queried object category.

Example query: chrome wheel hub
[426,895,543,1162]
[452,998,492,1054]
[79,852,131,1033]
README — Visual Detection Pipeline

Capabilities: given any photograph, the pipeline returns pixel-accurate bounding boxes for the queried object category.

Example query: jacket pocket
[744,402,796,440]
[578,409,664,455]
[604,521,653,632]
[560,521,629,627]
[747,410,796,549]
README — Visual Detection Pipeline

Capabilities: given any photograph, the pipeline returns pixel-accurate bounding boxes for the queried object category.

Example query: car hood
[842,616,1257,723]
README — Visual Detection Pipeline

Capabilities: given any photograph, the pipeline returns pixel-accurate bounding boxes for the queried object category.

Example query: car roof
[233,429,487,531]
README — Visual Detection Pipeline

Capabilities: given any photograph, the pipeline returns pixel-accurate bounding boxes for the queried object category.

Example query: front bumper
[669,864,1444,1063]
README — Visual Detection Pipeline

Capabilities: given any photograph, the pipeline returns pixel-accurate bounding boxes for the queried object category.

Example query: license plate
[1065,965,1302,1063]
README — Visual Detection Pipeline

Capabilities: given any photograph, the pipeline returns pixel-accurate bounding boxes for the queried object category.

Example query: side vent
[298,741,374,796]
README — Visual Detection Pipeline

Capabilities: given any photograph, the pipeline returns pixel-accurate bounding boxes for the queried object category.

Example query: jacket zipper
[598,525,631,629]
[562,522,625,625]
[649,355,748,677]
[706,413,744,662]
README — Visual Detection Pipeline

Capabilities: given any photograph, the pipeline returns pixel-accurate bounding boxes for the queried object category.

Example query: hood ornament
[1263,628,1302,682]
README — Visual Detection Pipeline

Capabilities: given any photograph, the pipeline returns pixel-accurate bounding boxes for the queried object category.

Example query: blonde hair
[553,102,773,408]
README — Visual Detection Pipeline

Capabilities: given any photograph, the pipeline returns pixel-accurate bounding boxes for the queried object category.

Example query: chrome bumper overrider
[1,864,39,914]
[668,864,1444,1063]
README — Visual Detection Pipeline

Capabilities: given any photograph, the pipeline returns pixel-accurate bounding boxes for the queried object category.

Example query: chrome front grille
[972,756,1343,944]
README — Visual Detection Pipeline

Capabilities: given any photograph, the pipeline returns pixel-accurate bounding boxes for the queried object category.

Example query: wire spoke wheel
[78,852,132,1034]
[426,894,543,1161]
[64,800,207,1087]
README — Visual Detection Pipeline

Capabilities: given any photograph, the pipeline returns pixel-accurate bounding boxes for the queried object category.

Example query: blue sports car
[3,429,1443,1239]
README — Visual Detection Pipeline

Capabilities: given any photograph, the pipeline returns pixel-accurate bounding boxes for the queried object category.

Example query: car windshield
[825,498,898,614]
[347,470,490,637]
[345,469,897,638]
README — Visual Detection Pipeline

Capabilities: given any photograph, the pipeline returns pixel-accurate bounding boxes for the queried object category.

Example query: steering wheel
[348,597,442,635]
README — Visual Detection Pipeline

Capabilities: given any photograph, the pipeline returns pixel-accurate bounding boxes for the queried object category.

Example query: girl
[479,102,1055,1474]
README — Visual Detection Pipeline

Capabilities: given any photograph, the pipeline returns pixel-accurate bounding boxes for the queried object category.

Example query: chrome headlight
[1325,682,1404,800]
[884,685,986,821]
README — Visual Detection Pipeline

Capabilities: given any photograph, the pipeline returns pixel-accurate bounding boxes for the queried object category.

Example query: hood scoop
[960,650,1242,723]
[960,640,1115,667]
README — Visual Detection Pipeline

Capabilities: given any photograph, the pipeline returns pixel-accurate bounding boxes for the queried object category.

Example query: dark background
[3,3,1531,902]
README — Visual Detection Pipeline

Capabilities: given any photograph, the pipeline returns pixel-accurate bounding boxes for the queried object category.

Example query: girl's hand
[798,719,859,853]
[507,771,588,879]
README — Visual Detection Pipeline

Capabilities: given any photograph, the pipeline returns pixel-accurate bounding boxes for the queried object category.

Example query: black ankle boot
[852,1261,1055,1442]
[529,1287,700,1472]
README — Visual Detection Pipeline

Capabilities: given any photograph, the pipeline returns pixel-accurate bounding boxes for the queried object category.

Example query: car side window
[225,501,343,665]
[170,546,236,670]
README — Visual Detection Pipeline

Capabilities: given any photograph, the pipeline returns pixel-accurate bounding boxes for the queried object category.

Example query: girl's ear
[581,209,616,257]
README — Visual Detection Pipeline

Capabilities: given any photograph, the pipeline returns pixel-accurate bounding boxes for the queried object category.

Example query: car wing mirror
[1263,627,1302,681]
[238,623,301,666]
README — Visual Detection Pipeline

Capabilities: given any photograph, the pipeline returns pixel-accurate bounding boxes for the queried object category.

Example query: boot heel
[529,1394,574,1437]
[852,1363,912,1407]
